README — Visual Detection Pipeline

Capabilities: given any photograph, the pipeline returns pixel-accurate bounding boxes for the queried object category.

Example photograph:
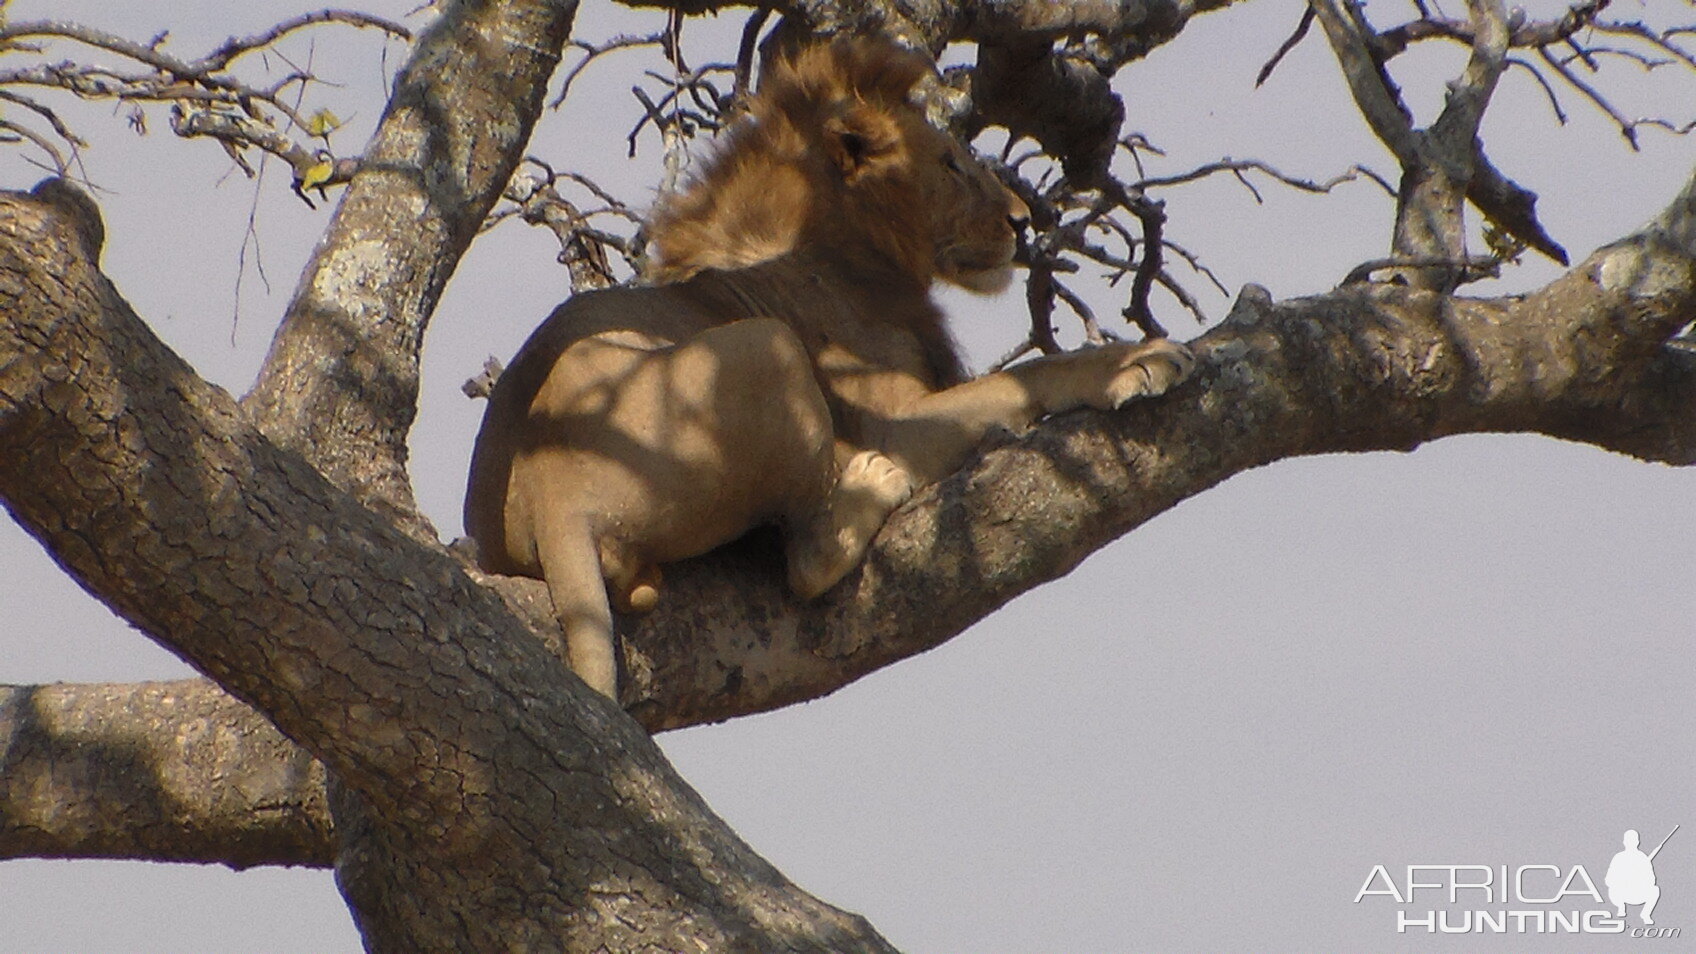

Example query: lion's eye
[941,152,962,174]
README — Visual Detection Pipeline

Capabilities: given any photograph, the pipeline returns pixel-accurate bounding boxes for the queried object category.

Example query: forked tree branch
[0,13,409,180]
[242,0,580,519]
[0,182,899,950]
[4,164,1691,868]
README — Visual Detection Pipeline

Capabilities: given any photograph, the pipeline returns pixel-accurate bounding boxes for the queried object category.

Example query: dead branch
[1257,5,1316,87]
[550,32,669,110]
[198,11,410,71]
[0,13,407,198]
[1342,254,1501,286]
[1540,45,1644,148]
[1507,56,1569,123]
[732,8,771,102]
[490,158,643,290]
[1593,19,1696,71]
[1375,0,1608,58]
[1134,159,1396,199]
[625,62,736,157]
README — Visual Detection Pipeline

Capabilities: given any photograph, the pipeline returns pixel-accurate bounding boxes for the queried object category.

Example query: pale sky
[1,1,1691,951]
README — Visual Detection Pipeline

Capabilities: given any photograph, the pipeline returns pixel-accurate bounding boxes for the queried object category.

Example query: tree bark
[1,0,1692,949]
[244,0,581,518]
[0,681,330,867]
[4,164,1690,875]
[0,178,899,951]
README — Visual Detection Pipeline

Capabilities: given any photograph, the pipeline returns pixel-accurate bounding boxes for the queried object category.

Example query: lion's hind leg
[651,318,909,599]
[785,446,913,599]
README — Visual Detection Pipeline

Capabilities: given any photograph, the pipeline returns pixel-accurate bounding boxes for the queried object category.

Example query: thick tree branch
[8,166,1690,865]
[0,185,497,819]
[1311,0,1420,161]
[1466,152,1568,264]
[243,0,580,518]
[620,0,1240,48]
[1429,0,1508,147]
[0,681,331,867]
[1312,0,1567,290]
[4,2,1685,948]
[608,166,1696,727]
[0,181,897,951]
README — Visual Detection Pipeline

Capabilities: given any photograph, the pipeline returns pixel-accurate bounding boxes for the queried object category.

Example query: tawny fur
[465,37,1195,700]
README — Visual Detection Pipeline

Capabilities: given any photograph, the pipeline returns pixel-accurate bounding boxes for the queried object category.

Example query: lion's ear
[823,106,901,184]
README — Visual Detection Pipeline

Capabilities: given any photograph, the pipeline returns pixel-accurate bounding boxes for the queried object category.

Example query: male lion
[465,37,1194,699]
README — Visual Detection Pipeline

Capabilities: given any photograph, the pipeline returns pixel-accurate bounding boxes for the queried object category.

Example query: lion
[465,37,1194,700]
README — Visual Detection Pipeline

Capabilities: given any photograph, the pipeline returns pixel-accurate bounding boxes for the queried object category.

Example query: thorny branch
[0,12,409,198]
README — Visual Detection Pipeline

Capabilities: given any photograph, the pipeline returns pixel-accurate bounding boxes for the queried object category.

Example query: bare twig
[1507,56,1569,123]
[624,61,735,164]
[551,32,668,110]
[1540,45,1643,148]
[491,158,644,289]
[1594,19,1696,72]
[1163,239,1229,298]
[1110,184,1169,339]
[0,13,406,197]
[1154,268,1207,324]
[1135,159,1396,199]
[1257,5,1316,87]
[1342,254,1502,285]
[197,11,410,71]
[987,336,1040,373]
[1023,255,1063,355]
[1052,280,1111,344]
[1375,0,1607,58]
[0,117,70,173]
[1555,45,1672,71]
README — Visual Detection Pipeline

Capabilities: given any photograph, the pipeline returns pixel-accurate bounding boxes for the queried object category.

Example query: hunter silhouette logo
[1607,826,1677,927]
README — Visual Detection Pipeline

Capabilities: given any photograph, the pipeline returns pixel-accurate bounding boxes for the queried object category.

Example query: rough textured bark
[0,181,897,951]
[244,0,581,518]
[1,0,1692,950]
[0,681,330,867]
[4,164,1691,871]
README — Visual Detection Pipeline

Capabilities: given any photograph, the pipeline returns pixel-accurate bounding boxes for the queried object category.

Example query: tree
[1,0,1692,950]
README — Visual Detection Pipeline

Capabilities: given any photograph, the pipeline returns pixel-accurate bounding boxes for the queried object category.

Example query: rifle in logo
[1607,825,1677,926]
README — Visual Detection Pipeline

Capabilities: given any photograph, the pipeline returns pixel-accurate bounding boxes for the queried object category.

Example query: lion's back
[463,282,725,571]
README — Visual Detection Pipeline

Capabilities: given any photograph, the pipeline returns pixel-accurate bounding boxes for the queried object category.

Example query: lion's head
[646,37,1028,292]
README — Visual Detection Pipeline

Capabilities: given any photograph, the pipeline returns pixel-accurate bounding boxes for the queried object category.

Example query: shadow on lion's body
[465,37,1192,699]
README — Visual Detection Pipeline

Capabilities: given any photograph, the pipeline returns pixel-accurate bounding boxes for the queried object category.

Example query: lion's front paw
[1104,337,1196,409]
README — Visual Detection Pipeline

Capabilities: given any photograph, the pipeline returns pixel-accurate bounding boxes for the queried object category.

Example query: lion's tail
[536,519,618,699]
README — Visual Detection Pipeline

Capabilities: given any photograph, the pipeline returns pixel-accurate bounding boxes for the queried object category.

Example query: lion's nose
[1006,194,1031,232]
